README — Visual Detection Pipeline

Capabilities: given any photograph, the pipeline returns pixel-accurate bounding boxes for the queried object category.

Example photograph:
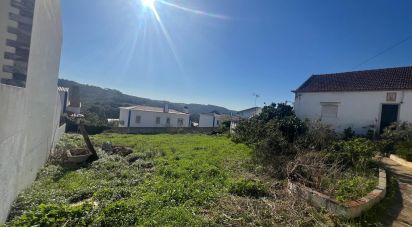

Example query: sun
[141,0,156,9]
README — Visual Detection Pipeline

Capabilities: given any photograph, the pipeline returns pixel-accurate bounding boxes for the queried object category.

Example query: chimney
[183,106,189,114]
[164,104,169,113]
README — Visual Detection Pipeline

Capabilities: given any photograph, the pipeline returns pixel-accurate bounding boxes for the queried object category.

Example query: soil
[69,148,90,156]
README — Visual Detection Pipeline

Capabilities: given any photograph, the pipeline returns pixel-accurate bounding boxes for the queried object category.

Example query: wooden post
[78,122,99,162]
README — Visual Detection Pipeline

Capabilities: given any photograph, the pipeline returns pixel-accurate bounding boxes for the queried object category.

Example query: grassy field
[6,133,392,226]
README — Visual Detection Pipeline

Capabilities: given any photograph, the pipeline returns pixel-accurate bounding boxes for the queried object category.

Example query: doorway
[380,104,399,133]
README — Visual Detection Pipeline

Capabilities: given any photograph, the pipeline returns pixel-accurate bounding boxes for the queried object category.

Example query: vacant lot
[6,133,393,226]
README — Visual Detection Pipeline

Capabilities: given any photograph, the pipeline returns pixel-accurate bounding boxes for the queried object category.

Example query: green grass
[8,133,255,226]
[6,133,391,226]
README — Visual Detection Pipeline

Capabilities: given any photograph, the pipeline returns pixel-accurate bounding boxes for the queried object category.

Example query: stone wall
[0,0,62,222]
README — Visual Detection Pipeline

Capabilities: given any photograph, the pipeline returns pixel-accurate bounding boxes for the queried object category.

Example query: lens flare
[141,0,155,9]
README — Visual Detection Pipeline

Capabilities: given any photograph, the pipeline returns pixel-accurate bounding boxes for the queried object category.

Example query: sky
[59,0,412,111]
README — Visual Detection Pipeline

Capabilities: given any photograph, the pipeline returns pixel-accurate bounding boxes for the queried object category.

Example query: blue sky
[59,0,412,110]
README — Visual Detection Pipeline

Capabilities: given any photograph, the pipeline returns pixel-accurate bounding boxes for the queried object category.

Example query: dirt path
[381,157,412,227]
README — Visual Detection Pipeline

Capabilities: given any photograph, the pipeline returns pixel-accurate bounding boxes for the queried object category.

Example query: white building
[294,66,412,134]
[58,87,70,114]
[236,107,262,119]
[0,0,63,222]
[198,113,232,128]
[119,105,190,128]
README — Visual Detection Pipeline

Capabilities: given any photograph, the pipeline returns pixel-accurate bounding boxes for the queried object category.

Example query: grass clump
[229,178,267,198]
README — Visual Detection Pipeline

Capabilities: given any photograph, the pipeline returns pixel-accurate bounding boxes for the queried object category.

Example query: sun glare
[141,0,156,9]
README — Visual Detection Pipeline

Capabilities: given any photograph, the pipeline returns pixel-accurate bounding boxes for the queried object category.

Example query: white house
[199,113,231,127]
[0,0,63,222]
[58,87,70,114]
[236,107,262,119]
[293,66,412,134]
[119,105,190,128]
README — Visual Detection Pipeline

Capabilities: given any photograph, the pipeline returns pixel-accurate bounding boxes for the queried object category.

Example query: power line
[352,35,412,70]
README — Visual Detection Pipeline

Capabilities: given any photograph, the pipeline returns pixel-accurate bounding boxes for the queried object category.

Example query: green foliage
[228,178,267,198]
[296,121,337,151]
[382,121,412,142]
[233,103,305,160]
[394,141,412,161]
[334,176,377,202]
[329,138,376,170]
[8,133,251,226]
[11,204,94,227]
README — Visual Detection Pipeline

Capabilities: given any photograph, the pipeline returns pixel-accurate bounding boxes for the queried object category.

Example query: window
[166,118,171,124]
[119,120,125,126]
[216,120,220,126]
[156,117,161,124]
[177,118,184,126]
[0,0,36,87]
[135,116,141,123]
[321,103,338,121]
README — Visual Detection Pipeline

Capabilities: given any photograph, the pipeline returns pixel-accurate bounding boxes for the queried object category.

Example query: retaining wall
[288,169,387,219]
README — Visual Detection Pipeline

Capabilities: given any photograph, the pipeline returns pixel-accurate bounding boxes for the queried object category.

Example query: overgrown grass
[6,133,389,226]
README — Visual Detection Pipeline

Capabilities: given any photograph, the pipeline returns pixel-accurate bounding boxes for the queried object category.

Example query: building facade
[0,0,62,222]
[236,107,262,119]
[119,105,190,128]
[198,113,231,128]
[294,66,412,134]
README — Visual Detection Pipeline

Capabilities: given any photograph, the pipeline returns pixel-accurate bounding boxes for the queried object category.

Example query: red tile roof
[294,66,412,93]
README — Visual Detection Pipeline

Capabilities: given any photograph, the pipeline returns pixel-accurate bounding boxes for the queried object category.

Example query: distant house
[66,86,81,114]
[236,107,262,119]
[199,113,230,127]
[58,87,70,115]
[119,105,190,128]
[293,66,412,134]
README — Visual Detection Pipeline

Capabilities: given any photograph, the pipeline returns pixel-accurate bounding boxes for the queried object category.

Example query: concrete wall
[119,109,190,128]
[294,90,412,133]
[0,0,62,222]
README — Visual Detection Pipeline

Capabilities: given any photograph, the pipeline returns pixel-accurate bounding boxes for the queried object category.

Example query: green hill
[58,79,235,125]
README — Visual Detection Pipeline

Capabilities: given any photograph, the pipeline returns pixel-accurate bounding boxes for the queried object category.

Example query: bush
[328,138,376,170]
[228,179,267,198]
[394,141,412,161]
[296,121,337,151]
[382,122,412,142]
[11,204,94,227]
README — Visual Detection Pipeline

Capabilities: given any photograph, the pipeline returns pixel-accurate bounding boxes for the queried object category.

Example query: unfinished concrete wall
[0,0,62,222]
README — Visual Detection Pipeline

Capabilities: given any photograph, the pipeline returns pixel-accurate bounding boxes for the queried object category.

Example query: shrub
[296,121,337,151]
[11,204,94,227]
[228,178,267,198]
[328,138,376,170]
[394,141,412,161]
[382,122,412,142]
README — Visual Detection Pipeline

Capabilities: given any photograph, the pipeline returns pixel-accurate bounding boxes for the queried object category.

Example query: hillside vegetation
[58,79,235,125]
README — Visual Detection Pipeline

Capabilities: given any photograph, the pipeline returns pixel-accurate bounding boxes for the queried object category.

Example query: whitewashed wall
[294,90,412,134]
[0,0,62,222]
[119,109,190,128]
